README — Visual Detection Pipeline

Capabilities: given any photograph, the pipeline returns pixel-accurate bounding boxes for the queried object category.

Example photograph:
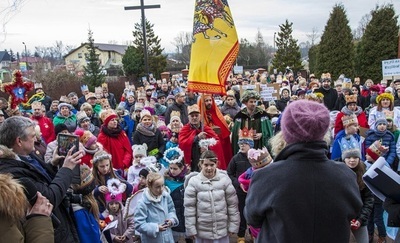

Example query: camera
[63,191,83,208]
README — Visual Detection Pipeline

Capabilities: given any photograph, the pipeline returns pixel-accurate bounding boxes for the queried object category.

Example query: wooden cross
[124,0,161,77]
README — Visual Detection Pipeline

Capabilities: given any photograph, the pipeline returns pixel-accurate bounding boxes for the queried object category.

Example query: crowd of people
[1,70,400,243]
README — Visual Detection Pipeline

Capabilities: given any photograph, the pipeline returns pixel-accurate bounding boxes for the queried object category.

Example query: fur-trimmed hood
[0,173,28,223]
[0,145,18,160]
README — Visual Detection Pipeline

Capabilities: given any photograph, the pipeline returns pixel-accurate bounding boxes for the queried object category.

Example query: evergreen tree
[122,46,143,80]
[271,20,302,73]
[316,4,354,80]
[308,45,319,74]
[83,29,105,89]
[355,4,399,82]
[132,19,167,79]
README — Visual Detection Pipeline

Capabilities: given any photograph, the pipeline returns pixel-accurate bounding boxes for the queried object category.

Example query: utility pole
[124,0,160,77]
[22,42,28,71]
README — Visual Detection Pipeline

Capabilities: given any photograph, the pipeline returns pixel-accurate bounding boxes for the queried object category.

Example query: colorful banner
[188,0,239,95]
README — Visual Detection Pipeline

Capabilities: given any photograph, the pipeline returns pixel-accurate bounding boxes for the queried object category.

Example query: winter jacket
[244,141,362,243]
[334,106,369,137]
[164,102,188,125]
[331,131,363,161]
[220,102,241,119]
[132,124,165,160]
[103,204,135,243]
[226,152,251,193]
[315,87,338,111]
[0,147,80,243]
[97,127,133,170]
[368,107,400,130]
[0,173,54,243]
[165,175,186,233]
[184,170,240,239]
[357,186,374,226]
[134,189,178,243]
[52,113,77,132]
[365,129,396,165]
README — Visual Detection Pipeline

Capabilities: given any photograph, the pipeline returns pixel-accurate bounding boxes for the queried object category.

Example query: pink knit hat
[281,100,330,144]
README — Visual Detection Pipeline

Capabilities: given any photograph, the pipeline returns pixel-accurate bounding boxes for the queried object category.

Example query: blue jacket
[134,189,178,243]
[365,129,396,165]
[331,130,364,161]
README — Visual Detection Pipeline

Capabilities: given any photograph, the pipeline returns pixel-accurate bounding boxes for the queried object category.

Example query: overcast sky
[0,0,399,55]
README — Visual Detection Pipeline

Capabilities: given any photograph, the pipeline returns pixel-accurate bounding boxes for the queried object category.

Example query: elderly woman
[52,102,77,132]
[334,94,369,137]
[368,93,400,129]
[132,109,165,160]
[97,110,133,171]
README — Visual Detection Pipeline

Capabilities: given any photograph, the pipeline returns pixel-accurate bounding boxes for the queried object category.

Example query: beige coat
[184,170,239,239]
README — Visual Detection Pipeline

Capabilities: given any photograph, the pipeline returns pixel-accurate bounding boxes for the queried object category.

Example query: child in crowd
[132,168,149,194]
[167,111,183,133]
[92,150,133,213]
[163,147,191,243]
[331,114,363,161]
[127,144,147,187]
[184,150,240,242]
[340,147,374,242]
[365,140,389,242]
[365,118,396,166]
[166,132,179,149]
[74,129,102,168]
[238,147,273,239]
[134,172,178,242]
[227,127,253,243]
[71,164,101,243]
[102,178,136,243]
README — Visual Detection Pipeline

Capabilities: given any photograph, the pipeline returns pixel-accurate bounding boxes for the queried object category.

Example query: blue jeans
[368,198,387,237]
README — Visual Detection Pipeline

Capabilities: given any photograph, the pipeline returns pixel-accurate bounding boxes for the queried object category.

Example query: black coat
[164,102,188,125]
[244,141,362,243]
[226,152,251,193]
[0,152,80,243]
[316,87,338,111]
[358,186,374,226]
[132,127,165,160]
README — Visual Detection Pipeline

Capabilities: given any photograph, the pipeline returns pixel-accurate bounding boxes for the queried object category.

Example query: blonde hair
[147,172,163,187]
[269,131,287,157]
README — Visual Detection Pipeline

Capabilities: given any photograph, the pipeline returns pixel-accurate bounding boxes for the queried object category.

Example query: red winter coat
[32,115,56,144]
[334,111,369,137]
[97,127,133,170]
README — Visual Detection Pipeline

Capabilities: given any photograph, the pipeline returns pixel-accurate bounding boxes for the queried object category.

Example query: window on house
[78,53,83,58]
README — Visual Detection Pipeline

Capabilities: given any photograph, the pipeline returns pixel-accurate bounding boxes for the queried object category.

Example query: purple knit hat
[281,100,330,144]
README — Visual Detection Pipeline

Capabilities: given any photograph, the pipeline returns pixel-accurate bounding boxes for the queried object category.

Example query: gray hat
[76,111,90,124]
[57,102,73,111]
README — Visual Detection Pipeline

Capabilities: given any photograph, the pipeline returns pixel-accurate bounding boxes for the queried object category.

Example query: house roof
[94,43,128,55]
[65,43,128,58]
[0,51,11,62]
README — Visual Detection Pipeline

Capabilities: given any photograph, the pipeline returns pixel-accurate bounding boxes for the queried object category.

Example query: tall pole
[22,42,28,71]
[124,0,160,79]
[273,32,276,51]
[140,0,148,76]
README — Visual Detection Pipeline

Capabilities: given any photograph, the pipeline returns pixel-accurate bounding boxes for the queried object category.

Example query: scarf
[136,123,156,136]
[167,166,187,182]
[341,105,362,116]
[101,125,123,138]
[83,146,101,155]
[144,188,162,203]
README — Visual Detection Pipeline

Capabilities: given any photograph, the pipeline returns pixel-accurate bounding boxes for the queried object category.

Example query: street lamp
[22,42,28,71]
[273,32,276,51]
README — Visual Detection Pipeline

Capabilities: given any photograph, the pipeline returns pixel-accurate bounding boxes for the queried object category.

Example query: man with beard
[198,94,232,169]
[315,73,338,111]
[31,101,55,144]
[231,90,273,154]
